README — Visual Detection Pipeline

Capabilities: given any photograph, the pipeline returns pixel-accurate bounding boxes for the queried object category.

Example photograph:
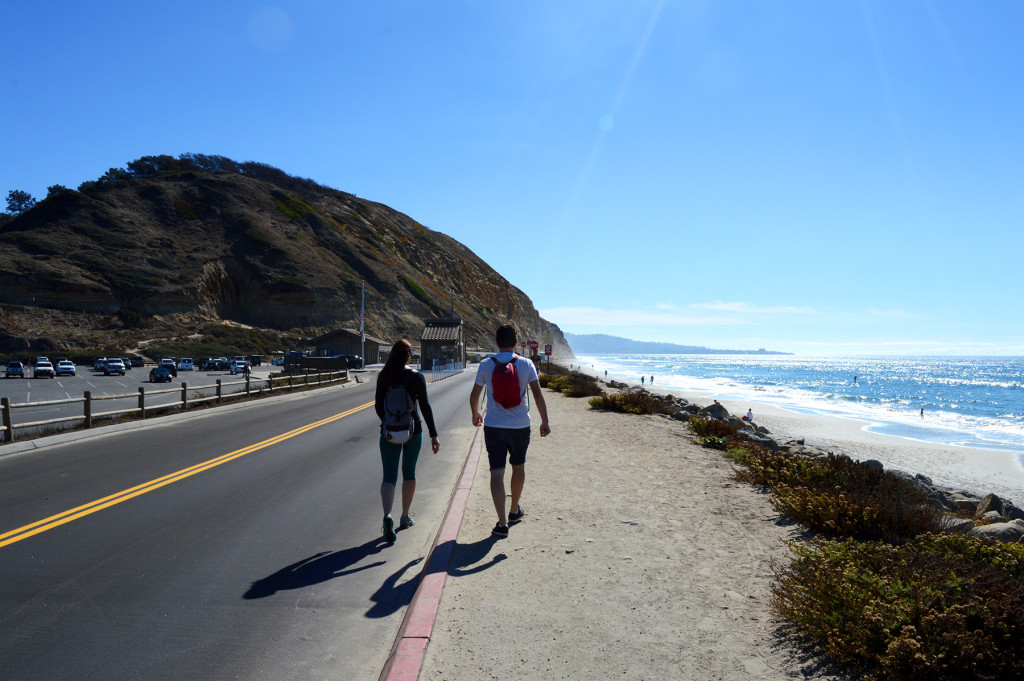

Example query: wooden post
[182,383,188,412]
[84,391,92,429]
[139,387,146,419]
[1,397,13,443]
[245,375,250,396]
[217,379,222,404]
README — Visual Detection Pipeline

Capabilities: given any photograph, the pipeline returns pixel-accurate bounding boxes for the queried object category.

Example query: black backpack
[383,374,415,443]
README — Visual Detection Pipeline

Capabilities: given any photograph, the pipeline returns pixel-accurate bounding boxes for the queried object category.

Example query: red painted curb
[379,425,485,681]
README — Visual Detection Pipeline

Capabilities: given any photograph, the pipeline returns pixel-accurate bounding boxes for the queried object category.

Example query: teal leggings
[379,432,423,485]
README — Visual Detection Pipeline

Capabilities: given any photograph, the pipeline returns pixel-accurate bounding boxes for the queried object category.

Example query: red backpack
[491,355,523,409]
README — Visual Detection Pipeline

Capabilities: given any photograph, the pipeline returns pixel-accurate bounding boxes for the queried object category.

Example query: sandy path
[418,388,848,680]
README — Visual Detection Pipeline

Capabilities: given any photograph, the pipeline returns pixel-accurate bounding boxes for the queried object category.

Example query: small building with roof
[420,317,465,369]
[308,328,385,365]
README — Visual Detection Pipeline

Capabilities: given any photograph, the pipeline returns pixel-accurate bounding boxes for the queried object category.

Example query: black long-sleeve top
[374,368,438,438]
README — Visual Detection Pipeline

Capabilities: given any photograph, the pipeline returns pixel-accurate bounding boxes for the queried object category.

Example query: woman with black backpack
[374,339,440,543]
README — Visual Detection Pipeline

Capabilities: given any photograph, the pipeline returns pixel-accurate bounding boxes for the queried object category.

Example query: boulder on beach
[974,493,1005,518]
[968,518,1024,543]
[698,402,729,420]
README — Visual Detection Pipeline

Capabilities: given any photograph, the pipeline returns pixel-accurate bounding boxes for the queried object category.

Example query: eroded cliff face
[0,160,573,356]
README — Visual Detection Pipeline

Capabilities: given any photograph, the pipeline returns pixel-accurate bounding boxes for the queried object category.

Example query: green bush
[687,416,734,438]
[588,391,676,416]
[540,370,603,397]
[772,534,1024,681]
[701,435,729,450]
[734,450,941,544]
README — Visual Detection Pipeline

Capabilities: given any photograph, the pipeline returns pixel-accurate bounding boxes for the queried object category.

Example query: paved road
[0,370,477,680]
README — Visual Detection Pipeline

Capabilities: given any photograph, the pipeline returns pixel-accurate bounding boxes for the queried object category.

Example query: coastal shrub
[701,435,729,450]
[771,534,1024,681]
[588,391,677,416]
[687,417,735,438]
[733,450,942,544]
[541,370,602,397]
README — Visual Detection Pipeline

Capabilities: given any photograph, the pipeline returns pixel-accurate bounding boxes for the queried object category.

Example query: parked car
[121,357,133,370]
[6,360,25,378]
[149,366,173,383]
[56,360,76,376]
[93,357,107,371]
[35,356,50,367]
[104,358,126,376]
[333,354,364,369]
[34,361,56,378]
[229,360,250,375]
[178,357,194,371]
[211,357,229,371]
[130,356,145,367]
[248,355,262,366]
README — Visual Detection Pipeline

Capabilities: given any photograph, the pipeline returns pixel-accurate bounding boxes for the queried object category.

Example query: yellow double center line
[0,401,374,550]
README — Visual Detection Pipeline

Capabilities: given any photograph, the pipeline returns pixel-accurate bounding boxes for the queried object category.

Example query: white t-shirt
[475,352,539,429]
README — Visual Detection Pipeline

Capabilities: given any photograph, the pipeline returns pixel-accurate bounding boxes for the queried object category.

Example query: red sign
[544,344,552,356]
[528,340,539,350]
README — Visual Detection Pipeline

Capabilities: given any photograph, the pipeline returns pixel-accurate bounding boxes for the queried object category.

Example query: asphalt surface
[0,369,478,680]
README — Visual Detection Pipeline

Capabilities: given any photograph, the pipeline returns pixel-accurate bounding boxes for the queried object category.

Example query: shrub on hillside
[588,391,677,416]
[772,534,1024,681]
[732,450,941,544]
[687,416,735,438]
[540,370,603,397]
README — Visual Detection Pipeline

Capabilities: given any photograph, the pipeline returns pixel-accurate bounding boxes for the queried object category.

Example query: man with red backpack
[469,323,551,537]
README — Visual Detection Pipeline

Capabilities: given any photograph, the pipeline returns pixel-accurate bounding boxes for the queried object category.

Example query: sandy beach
[418,382,853,681]
[583,368,1024,508]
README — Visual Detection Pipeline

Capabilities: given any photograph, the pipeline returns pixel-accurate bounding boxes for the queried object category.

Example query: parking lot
[0,362,279,439]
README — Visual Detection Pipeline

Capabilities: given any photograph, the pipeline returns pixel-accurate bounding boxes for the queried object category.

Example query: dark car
[149,366,173,383]
[6,360,25,378]
[333,354,364,369]
[130,356,145,367]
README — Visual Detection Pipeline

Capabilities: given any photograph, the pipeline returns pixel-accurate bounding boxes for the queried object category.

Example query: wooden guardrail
[0,369,349,444]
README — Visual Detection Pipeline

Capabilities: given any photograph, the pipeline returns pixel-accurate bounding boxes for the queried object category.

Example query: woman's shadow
[243,538,388,600]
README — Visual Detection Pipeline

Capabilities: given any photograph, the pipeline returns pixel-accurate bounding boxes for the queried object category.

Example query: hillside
[0,154,572,358]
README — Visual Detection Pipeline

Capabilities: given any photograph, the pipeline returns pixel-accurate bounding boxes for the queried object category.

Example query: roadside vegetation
[539,370,1024,680]
[690,416,1024,681]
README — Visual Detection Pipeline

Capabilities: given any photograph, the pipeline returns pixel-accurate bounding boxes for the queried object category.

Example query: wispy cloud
[689,301,817,315]
[539,306,746,327]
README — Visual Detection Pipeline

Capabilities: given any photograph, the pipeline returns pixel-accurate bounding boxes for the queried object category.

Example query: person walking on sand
[641,376,645,387]
[470,323,551,538]
[375,339,440,543]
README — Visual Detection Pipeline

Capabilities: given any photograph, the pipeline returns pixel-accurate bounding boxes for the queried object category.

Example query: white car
[104,358,126,376]
[178,357,194,371]
[56,360,76,376]
[229,360,250,375]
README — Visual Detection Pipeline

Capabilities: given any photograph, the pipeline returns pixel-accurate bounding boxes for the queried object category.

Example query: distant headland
[563,333,791,356]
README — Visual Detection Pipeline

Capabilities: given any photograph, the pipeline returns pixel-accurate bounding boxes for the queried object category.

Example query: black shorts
[484,426,531,470]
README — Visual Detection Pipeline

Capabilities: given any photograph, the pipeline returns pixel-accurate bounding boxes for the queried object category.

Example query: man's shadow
[243,533,509,618]
[243,538,388,599]
[365,535,508,618]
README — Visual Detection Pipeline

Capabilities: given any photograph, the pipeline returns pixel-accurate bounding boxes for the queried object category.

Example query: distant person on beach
[650,375,654,384]
[375,339,440,543]
[920,408,924,418]
[470,323,551,538]
[641,376,645,387]
[743,409,753,422]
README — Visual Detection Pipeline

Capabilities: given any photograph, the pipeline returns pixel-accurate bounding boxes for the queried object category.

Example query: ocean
[572,354,1024,459]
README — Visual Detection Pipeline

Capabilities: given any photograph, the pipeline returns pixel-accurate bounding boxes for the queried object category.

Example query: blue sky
[2,2,1022,355]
